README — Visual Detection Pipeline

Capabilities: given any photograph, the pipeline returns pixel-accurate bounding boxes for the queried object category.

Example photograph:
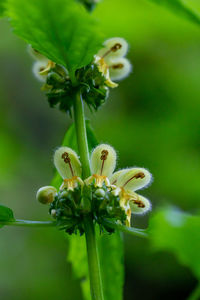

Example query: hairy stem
[84,216,104,300]
[0,220,55,227]
[73,91,91,179]
[73,92,104,300]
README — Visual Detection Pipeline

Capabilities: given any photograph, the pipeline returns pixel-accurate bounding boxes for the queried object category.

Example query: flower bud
[109,58,132,81]
[54,147,82,179]
[36,186,57,204]
[90,144,117,178]
[129,195,151,214]
[27,45,48,61]
[117,168,152,192]
[51,209,57,218]
[95,188,106,197]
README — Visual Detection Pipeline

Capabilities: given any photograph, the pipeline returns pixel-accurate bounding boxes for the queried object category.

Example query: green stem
[73,91,91,179]
[0,219,55,227]
[73,92,104,300]
[84,216,104,300]
[102,219,149,239]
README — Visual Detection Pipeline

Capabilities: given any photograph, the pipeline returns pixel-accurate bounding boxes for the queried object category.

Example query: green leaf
[0,0,5,17]
[6,0,104,76]
[149,207,200,280]
[148,0,200,25]
[51,121,98,189]
[0,204,15,228]
[67,235,90,300]
[97,231,124,300]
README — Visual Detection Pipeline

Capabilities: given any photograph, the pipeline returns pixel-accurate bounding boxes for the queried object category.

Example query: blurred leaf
[0,0,5,17]
[97,231,124,300]
[149,207,200,279]
[6,0,104,77]
[0,204,14,228]
[67,235,90,300]
[149,0,200,25]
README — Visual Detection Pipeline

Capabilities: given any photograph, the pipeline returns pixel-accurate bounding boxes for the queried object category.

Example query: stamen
[112,179,117,185]
[61,152,74,177]
[123,172,145,187]
[132,199,145,208]
[102,43,122,58]
[39,67,45,72]
[111,63,124,69]
[100,150,109,175]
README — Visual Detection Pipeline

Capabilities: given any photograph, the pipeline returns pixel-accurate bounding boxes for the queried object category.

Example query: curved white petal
[90,144,117,178]
[32,61,48,82]
[129,194,151,215]
[108,58,132,81]
[110,169,128,185]
[54,147,82,179]
[97,37,128,62]
[116,167,152,191]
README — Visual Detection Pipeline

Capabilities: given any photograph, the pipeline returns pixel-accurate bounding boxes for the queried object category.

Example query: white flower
[38,144,152,227]
[28,45,55,82]
[96,37,132,87]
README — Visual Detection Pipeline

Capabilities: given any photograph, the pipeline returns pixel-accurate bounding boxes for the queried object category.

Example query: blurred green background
[0,0,200,299]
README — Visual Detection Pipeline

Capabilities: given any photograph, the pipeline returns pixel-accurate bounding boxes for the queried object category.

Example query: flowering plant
[1,0,200,299]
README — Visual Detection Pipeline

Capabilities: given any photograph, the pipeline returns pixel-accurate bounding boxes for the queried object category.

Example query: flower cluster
[29,37,132,114]
[37,144,152,234]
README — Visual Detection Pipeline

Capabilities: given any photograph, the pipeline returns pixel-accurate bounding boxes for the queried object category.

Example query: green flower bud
[129,195,151,214]
[90,144,117,178]
[116,168,152,192]
[109,58,132,81]
[54,147,82,179]
[36,186,57,204]
[95,188,106,197]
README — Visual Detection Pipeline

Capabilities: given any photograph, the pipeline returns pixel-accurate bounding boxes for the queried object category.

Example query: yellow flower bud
[108,58,132,81]
[90,144,117,178]
[36,186,57,204]
[98,37,128,62]
[116,168,152,192]
[54,147,82,179]
[129,194,151,214]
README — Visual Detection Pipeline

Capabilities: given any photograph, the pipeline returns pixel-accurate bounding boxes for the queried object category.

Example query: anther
[62,152,70,163]
[61,152,74,177]
[100,150,109,161]
[111,63,124,69]
[123,172,145,187]
[100,150,109,175]
[102,43,122,58]
[111,43,122,52]
[133,200,145,208]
